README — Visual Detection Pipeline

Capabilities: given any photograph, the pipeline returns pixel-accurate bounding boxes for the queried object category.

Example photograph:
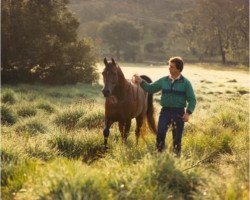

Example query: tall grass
[1,89,17,104]
[1,105,17,125]
[1,70,249,200]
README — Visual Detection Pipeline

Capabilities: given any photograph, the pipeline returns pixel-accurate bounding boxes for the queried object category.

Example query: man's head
[168,57,183,76]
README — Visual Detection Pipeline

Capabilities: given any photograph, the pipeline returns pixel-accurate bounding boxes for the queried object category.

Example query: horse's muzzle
[102,89,111,97]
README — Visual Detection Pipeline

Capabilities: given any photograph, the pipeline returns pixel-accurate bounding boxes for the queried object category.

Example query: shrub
[1,89,16,104]
[1,105,17,125]
[17,106,37,117]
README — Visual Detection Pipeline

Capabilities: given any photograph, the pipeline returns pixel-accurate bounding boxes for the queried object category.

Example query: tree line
[176,0,249,65]
[69,0,248,65]
[1,0,249,85]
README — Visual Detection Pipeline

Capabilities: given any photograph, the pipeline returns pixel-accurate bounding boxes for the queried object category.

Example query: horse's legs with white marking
[103,119,113,147]
[135,116,143,145]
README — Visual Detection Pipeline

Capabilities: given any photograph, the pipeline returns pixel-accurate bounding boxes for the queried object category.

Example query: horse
[101,57,157,147]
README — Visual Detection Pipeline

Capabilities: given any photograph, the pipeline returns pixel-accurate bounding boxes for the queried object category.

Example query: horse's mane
[116,65,126,83]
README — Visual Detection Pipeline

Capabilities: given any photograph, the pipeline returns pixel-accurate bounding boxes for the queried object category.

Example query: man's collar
[169,74,181,81]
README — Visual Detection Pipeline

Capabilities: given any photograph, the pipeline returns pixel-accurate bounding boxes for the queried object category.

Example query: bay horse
[101,58,157,147]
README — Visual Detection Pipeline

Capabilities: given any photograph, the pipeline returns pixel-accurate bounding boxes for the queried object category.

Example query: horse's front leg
[135,116,144,145]
[103,119,113,148]
[123,120,131,143]
[118,121,126,143]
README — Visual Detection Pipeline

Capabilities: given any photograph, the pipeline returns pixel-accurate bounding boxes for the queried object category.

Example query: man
[132,57,196,157]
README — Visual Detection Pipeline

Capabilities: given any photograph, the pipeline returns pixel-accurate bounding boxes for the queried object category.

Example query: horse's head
[102,57,119,97]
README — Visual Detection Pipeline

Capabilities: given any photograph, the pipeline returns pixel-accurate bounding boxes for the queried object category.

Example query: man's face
[169,62,180,75]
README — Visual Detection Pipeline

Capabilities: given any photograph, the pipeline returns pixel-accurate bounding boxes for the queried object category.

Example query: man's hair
[168,57,184,72]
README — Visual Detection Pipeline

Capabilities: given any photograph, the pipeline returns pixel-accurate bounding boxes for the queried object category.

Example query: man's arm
[185,81,196,114]
[132,74,162,94]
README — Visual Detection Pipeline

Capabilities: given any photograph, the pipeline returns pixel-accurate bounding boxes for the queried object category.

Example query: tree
[1,0,98,84]
[176,0,249,65]
[99,18,140,60]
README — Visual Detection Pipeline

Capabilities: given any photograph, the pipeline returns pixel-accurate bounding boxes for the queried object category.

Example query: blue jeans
[157,107,185,154]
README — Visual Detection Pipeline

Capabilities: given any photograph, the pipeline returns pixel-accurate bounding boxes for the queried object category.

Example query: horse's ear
[111,58,116,65]
[104,57,108,66]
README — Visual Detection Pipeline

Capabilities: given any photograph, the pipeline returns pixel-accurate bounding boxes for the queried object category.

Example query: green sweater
[140,75,196,114]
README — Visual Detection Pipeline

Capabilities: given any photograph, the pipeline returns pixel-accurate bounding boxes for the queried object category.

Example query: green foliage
[99,18,140,60]
[54,109,85,129]
[1,89,17,104]
[1,105,17,125]
[177,0,248,65]
[2,0,98,84]
[17,106,37,117]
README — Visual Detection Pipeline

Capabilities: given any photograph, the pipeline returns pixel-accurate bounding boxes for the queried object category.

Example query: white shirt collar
[169,74,181,83]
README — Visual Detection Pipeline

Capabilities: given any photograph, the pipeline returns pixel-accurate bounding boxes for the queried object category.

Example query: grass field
[1,63,249,199]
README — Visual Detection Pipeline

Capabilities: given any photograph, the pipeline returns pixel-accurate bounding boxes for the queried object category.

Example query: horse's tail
[140,75,157,134]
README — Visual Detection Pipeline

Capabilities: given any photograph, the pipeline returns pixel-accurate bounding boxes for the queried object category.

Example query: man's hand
[132,74,142,84]
[182,113,190,122]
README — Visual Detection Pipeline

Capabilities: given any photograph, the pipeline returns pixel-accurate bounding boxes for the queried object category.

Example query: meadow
[1,63,249,200]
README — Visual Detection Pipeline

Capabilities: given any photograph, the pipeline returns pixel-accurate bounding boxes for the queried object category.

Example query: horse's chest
[106,100,140,120]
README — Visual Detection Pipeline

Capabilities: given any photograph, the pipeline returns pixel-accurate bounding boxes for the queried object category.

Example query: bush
[1,89,16,104]
[1,105,17,125]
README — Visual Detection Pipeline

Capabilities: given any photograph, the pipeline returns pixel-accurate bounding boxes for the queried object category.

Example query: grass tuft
[1,160,37,200]
[54,108,85,129]
[77,110,104,129]
[1,89,16,104]
[15,119,47,135]
[17,106,37,117]
[49,133,106,162]
[1,105,17,125]
[36,101,55,113]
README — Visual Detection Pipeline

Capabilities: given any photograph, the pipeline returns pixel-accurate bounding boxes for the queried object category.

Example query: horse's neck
[113,67,129,100]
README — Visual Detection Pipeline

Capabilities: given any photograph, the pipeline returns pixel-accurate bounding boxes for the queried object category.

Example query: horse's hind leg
[103,119,113,148]
[135,116,144,145]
